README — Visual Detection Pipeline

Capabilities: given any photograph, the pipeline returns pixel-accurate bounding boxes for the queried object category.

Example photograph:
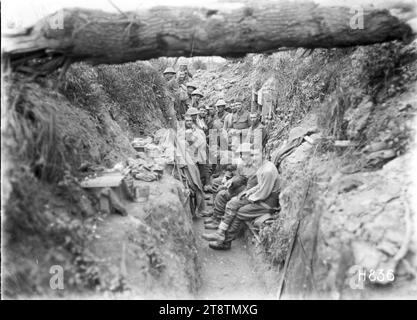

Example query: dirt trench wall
[276,100,416,299]
[87,177,201,299]
[234,41,417,299]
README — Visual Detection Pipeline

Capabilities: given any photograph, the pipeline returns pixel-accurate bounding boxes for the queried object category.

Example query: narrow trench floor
[193,214,273,299]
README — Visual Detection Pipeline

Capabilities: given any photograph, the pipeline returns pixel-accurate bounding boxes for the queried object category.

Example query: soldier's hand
[239,192,247,200]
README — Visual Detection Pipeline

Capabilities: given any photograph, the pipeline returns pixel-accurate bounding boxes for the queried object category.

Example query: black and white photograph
[1,0,417,304]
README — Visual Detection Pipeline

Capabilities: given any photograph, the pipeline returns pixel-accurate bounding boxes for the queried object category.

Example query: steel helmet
[186,82,197,89]
[191,89,204,97]
[215,99,226,107]
[163,67,176,74]
[186,107,199,116]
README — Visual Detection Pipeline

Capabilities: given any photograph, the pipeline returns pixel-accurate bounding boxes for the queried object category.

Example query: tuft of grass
[6,82,67,183]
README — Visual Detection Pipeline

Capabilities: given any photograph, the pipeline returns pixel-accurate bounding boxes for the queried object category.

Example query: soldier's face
[217,106,225,114]
[199,109,207,118]
[250,115,259,126]
[252,152,263,166]
[242,152,251,163]
[185,119,193,128]
[180,65,187,71]
[194,95,201,102]
[191,114,198,122]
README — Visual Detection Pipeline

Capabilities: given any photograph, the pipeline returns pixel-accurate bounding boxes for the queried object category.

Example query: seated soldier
[203,143,257,230]
[208,164,235,194]
[203,150,280,250]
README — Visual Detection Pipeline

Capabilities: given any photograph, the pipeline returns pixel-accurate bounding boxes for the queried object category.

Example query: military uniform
[204,160,280,248]
[223,112,234,130]
[245,123,268,150]
[177,70,193,84]
[220,161,280,247]
[208,158,257,225]
[231,110,251,130]
[212,111,229,130]
[185,124,210,188]
[196,116,207,132]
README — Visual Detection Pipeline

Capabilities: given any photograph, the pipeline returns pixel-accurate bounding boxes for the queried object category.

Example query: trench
[192,199,274,299]
[3,41,417,299]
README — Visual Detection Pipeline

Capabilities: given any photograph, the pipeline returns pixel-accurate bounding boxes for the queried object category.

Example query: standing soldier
[212,99,229,130]
[185,107,199,124]
[191,89,204,109]
[163,67,176,83]
[211,99,230,175]
[163,67,183,120]
[183,113,209,217]
[184,110,209,190]
[184,82,198,107]
[205,105,216,131]
[196,105,208,134]
[231,101,251,130]
[223,102,236,131]
[245,112,268,151]
[178,59,193,83]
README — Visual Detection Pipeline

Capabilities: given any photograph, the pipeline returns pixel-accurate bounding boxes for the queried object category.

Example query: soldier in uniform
[223,102,236,131]
[231,101,251,130]
[178,60,193,83]
[204,150,280,250]
[181,82,197,109]
[163,67,176,82]
[163,67,185,120]
[196,105,208,134]
[184,111,209,190]
[203,143,257,230]
[191,89,204,109]
[205,105,216,130]
[245,112,268,151]
[209,99,230,178]
[185,107,199,124]
[212,99,229,130]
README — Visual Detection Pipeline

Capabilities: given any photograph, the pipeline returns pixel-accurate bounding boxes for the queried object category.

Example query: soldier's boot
[202,222,227,242]
[199,210,212,217]
[223,216,243,242]
[208,240,231,251]
[204,221,219,230]
[204,214,221,224]
[204,218,215,224]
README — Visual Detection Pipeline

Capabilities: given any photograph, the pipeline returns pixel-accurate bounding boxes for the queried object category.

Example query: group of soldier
[161,61,280,251]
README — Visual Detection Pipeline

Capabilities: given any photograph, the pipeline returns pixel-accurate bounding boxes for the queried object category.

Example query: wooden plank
[80,172,124,188]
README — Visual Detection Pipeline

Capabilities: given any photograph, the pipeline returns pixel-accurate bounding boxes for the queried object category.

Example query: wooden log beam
[2,0,416,66]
